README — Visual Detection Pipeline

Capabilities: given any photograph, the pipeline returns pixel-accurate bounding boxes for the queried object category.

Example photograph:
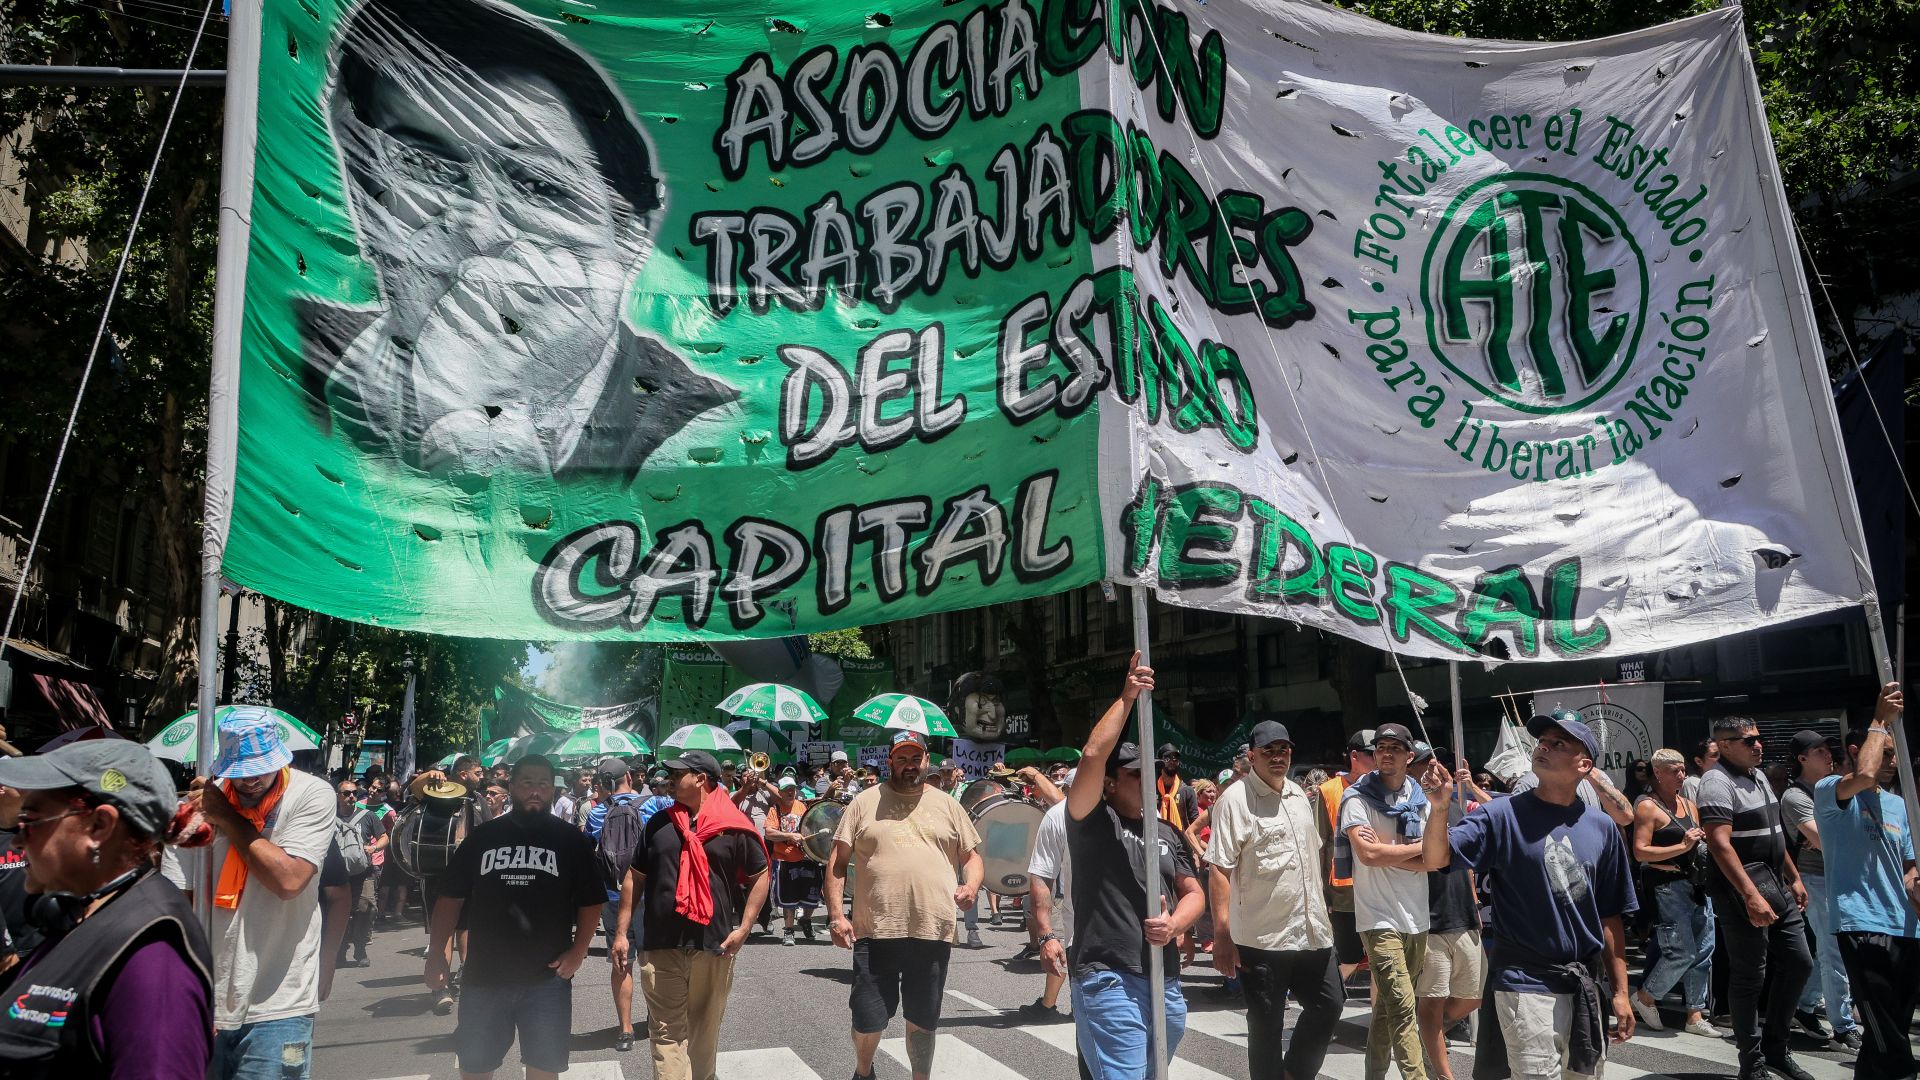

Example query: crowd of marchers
[0,670,1911,1080]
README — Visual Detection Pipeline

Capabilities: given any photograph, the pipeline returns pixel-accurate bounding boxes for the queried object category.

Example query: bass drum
[956,778,1007,815]
[391,804,470,880]
[969,792,1043,896]
[799,799,845,865]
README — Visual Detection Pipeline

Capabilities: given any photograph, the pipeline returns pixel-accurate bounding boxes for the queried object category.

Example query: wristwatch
[1040,932,1063,944]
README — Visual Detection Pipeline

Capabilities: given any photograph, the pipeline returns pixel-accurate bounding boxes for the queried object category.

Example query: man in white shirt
[186,714,337,1080]
[1207,720,1341,1080]
[1028,788,1073,1021]
[1338,723,1444,1080]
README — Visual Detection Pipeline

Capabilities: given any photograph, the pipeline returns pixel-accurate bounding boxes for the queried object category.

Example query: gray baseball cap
[0,740,177,839]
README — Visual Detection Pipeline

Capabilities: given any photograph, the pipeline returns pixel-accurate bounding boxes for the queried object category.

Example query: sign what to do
[217,0,1871,663]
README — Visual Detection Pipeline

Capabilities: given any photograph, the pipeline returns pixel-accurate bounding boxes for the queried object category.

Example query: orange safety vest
[1317,774,1352,889]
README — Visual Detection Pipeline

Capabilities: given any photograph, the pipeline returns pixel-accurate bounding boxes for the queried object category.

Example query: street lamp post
[395,652,419,781]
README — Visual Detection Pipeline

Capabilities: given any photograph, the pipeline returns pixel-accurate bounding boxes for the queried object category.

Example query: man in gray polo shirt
[1698,716,1813,1080]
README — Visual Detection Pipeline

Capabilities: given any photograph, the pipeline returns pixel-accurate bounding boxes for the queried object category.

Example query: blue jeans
[1639,876,1714,1011]
[211,1015,315,1080]
[1796,873,1857,1034]
[1072,968,1187,1080]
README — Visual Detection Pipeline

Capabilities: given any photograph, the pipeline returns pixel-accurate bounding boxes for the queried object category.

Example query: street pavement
[317,908,1891,1080]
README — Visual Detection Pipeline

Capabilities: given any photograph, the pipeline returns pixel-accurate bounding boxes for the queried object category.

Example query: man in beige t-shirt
[825,730,983,1080]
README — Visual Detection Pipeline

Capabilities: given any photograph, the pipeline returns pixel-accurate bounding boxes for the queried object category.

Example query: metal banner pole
[1863,596,1919,839]
[1129,587,1169,1080]
[194,0,263,930]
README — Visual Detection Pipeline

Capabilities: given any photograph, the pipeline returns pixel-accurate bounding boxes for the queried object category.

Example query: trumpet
[749,751,772,773]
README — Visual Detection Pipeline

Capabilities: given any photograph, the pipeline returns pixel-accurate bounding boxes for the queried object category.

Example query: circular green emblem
[161,722,193,747]
[780,700,802,721]
[1421,172,1648,414]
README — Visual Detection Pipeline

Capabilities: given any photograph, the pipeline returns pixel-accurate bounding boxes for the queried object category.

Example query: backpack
[597,793,644,893]
[334,808,372,878]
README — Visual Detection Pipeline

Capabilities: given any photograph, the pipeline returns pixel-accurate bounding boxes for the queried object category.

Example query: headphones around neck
[28,867,147,938]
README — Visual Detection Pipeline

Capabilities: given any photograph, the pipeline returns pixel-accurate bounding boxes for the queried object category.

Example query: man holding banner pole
[1066,648,1205,1080]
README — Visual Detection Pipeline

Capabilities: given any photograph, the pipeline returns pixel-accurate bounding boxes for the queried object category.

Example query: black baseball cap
[1347,729,1377,753]
[1789,730,1832,757]
[1157,744,1180,761]
[1113,742,1144,770]
[1248,720,1292,748]
[594,758,631,782]
[1371,723,1416,750]
[662,749,723,782]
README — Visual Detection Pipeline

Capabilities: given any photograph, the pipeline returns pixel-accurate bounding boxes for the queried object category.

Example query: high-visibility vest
[1318,774,1351,889]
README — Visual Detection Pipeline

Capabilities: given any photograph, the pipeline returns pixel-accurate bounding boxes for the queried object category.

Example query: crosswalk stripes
[947,988,1236,1080]
[358,995,1898,1080]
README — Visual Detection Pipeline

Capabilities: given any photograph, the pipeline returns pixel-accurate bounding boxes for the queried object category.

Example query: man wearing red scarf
[613,749,769,1080]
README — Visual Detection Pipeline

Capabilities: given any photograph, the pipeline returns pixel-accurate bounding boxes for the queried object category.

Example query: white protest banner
[799,740,844,768]
[951,740,1008,781]
[858,745,888,772]
[1533,682,1666,784]
[1100,4,1872,663]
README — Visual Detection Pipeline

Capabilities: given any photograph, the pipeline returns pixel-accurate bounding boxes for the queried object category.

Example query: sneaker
[1017,998,1062,1022]
[352,946,369,965]
[1630,993,1665,1032]
[1012,944,1038,962]
[615,1030,634,1053]
[1830,1029,1862,1053]
[1764,1054,1817,1080]
[782,931,796,947]
[433,990,455,1016]
[989,911,1001,926]
[801,916,815,940]
[1792,1010,1830,1039]
[1683,1018,1724,1038]
[1446,1019,1472,1046]
[966,931,985,949]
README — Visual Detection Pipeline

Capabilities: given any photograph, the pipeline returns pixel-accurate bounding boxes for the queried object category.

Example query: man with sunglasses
[1699,717,1814,1080]
[1205,720,1341,1080]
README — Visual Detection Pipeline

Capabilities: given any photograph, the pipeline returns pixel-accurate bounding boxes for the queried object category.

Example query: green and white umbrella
[478,738,516,767]
[852,694,956,738]
[147,705,321,765]
[714,683,826,727]
[550,727,651,759]
[478,731,568,766]
[432,750,461,769]
[660,724,742,754]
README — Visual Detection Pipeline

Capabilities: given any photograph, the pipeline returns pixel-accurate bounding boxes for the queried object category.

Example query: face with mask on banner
[309,0,735,479]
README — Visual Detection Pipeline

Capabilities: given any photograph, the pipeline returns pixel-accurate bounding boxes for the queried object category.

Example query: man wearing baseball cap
[175,712,336,1079]
[0,740,213,1076]
[1335,723,1442,1080]
[1420,709,1639,1080]
[1309,728,1375,980]
[1780,729,1859,1049]
[616,748,769,1080]
[1206,719,1341,1080]
[827,729,982,1080]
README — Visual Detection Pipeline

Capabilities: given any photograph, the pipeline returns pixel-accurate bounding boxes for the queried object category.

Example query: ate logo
[1422,173,1648,414]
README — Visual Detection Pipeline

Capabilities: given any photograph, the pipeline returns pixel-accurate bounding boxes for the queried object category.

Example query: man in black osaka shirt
[1067,652,1206,1080]
[425,755,603,1080]
[613,748,769,1080]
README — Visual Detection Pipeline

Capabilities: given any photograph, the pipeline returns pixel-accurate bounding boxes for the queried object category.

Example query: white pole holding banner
[195,0,263,928]
[1129,586,1169,1080]
[1449,662,1466,815]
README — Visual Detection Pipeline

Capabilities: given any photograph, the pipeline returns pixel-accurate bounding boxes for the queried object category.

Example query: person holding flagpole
[1066,652,1206,1080]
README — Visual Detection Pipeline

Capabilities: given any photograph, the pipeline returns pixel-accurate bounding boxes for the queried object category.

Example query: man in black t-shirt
[613,748,769,1080]
[1066,653,1206,1080]
[426,755,603,1080]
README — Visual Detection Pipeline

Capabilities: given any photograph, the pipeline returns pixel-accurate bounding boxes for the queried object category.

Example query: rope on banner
[0,0,221,660]
[1122,11,1433,739]
[1790,219,1919,521]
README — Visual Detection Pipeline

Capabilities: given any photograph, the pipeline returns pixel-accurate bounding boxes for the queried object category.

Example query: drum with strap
[392,782,471,880]
[968,790,1043,896]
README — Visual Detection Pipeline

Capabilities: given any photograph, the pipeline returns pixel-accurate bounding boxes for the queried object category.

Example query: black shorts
[1331,908,1363,967]
[775,860,823,910]
[850,938,950,1033]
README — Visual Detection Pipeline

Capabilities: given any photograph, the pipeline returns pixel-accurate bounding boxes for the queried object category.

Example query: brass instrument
[749,751,772,773]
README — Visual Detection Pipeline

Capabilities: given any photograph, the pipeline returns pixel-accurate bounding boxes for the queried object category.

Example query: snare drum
[968,792,1043,895]
[391,803,470,880]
